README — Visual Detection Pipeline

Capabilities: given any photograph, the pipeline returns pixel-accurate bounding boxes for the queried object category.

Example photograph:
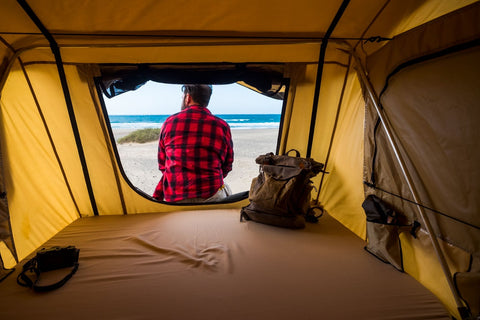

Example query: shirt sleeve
[222,126,234,178]
[158,126,166,173]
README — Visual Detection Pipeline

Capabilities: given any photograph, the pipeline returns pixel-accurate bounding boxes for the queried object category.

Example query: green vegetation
[117,128,161,144]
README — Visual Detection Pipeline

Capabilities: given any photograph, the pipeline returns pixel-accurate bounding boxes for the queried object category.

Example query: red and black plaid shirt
[153,105,233,202]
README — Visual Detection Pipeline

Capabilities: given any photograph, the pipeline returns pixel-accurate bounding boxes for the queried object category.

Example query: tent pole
[353,54,470,319]
[306,0,350,158]
[16,0,99,216]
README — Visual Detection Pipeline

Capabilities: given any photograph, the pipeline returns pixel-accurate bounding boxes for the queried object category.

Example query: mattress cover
[0,209,449,319]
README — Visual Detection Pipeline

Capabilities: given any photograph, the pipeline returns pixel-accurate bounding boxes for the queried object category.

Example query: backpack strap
[305,205,324,223]
[285,149,301,157]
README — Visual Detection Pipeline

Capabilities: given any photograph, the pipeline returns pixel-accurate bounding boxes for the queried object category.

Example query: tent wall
[313,67,365,238]
[0,123,16,271]
[281,4,480,316]
[282,49,366,239]
[359,3,480,317]
[0,62,80,260]
[365,47,480,253]
[362,45,480,317]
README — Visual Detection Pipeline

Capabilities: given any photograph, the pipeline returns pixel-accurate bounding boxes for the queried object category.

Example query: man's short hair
[182,84,213,107]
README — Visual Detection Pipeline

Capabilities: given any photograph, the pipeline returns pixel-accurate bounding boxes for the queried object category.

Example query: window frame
[94,64,289,204]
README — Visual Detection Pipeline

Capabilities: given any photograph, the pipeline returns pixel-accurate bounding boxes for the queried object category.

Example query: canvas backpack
[240,150,325,228]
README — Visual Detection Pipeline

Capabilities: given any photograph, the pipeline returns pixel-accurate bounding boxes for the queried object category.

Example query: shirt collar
[184,105,211,114]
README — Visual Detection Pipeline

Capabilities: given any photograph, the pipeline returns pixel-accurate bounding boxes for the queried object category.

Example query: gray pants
[173,184,232,204]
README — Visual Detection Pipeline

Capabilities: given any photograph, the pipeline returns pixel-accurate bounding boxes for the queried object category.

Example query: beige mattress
[0,209,449,319]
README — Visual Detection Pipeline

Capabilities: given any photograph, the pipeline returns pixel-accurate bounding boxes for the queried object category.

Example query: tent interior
[0,1,479,319]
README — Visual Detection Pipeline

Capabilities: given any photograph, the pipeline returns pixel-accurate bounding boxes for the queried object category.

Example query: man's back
[154,105,233,202]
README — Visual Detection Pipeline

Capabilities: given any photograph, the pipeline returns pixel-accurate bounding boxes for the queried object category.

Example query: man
[153,84,234,203]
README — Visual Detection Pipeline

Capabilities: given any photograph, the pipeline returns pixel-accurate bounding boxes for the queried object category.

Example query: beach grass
[117,128,160,144]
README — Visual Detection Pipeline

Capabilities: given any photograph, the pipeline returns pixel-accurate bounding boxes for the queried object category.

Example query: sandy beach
[113,128,279,196]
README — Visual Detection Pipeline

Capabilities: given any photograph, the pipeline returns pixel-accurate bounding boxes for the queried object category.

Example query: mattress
[0,209,449,319]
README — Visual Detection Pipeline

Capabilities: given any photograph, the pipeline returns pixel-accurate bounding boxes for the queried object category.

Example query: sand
[113,128,279,196]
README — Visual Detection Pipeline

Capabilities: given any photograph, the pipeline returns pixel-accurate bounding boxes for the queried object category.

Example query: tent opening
[97,66,286,200]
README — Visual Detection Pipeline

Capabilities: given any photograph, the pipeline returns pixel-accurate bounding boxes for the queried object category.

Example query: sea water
[108,114,280,130]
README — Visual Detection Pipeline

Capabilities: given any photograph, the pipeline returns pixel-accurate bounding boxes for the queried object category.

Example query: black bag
[17,246,80,292]
[362,195,403,271]
[362,194,398,224]
[240,150,325,228]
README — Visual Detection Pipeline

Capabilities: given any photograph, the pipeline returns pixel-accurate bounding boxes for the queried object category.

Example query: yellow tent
[0,1,479,319]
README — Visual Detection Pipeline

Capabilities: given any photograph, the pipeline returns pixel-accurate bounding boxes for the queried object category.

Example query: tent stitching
[17,0,100,216]
[20,60,81,217]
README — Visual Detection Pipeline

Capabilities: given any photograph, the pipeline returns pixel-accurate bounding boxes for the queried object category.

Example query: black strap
[17,258,79,292]
[0,268,15,283]
[240,209,251,222]
[305,206,324,223]
[34,263,79,292]
[364,181,480,231]
[285,149,301,157]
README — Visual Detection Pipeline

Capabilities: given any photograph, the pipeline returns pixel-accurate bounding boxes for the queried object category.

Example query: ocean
[109,114,281,130]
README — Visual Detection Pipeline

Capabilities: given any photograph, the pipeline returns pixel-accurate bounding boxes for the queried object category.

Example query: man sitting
[153,84,233,203]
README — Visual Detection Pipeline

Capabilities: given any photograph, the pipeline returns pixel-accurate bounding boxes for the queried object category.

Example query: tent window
[98,64,287,202]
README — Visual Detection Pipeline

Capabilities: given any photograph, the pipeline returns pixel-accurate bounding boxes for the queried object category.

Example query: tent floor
[0,209,450,319]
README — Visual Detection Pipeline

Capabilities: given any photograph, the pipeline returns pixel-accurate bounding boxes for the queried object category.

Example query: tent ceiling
[1,1,477,46]
[0,0,476,74]
[1,0,341,36]
[0,0,476,71]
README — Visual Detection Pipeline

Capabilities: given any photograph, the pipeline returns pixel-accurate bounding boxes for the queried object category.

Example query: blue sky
[104,82,283,115]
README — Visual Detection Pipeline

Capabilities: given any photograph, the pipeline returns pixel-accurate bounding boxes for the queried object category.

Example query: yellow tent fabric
[1,1,479,318]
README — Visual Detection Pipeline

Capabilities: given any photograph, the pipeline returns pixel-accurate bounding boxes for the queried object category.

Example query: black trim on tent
[16,0,99,216]
[94,78,153,209]
[276,78,290,155]
[0,30,394,42]
[378,38,480,98]
[93,78,128,215]
[306,0,350,158]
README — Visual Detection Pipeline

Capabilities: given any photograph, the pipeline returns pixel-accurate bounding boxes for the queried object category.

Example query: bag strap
[285,149,301,157]
[305,205,324,223]
[16,257,79,292]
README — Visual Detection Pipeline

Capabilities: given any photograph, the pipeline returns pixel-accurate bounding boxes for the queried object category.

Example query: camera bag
[17,246,80,292]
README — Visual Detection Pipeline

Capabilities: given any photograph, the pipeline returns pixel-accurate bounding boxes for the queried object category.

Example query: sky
[104,82,283,115]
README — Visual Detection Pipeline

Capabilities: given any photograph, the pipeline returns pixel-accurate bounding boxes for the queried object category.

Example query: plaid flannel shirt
[153,105,233,202]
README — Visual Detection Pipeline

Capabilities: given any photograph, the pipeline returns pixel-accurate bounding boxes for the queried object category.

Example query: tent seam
[19,60,82,219]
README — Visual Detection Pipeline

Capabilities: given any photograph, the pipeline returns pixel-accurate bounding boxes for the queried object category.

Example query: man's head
[181,84,213,110]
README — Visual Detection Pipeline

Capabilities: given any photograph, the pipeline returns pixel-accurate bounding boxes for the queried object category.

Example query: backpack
[240,149,325,228]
